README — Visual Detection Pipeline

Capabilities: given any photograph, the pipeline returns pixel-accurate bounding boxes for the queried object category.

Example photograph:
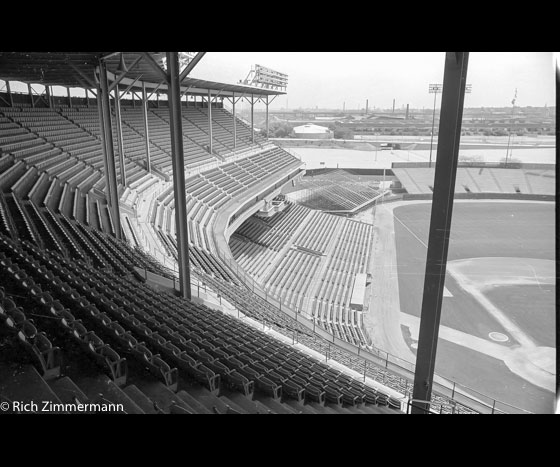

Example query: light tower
[428,83,471,168]
[505,88,517,168]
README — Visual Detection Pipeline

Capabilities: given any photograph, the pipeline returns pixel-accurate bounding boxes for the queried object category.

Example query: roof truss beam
[179,52,206,83]
[119,74,143,99]
[69,62,96,88]
[109,54,143,93]
[141,52,168,84]
[147,81,165,100]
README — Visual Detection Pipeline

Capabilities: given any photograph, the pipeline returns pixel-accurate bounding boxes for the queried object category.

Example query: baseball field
[391,200,555,413]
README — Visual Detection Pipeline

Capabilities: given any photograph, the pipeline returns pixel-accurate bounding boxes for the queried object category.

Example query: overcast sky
[191,52,556,111]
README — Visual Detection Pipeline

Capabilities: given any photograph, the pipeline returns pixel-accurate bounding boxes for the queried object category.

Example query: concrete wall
[402,193,555,202]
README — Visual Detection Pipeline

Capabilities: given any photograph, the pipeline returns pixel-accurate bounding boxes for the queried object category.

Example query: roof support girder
[179,52,206,83]
[119,74,143,99]
[141,52,169,84]
[109,54,143,93]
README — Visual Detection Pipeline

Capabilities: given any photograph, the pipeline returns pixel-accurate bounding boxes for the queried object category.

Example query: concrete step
[48,376,90,406]
[0,364,63,414]
[134,380,193,414]
[255,395,297,414]
[308,402,339,414]
[219,390,273,414]
[368,404,404,414]
[76,374,144,414]
[122,384,158,414]
[183,384,231,414]
[219,394,250,414]
[176,389,213,414]
[326,404,354,414]
[283,399,317,414]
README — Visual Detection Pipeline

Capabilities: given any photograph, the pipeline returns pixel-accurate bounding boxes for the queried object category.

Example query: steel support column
[96,86,112,215]
[142,81,151,173]
[67,87,72,108]
[207,89,213,154]
[85,89,89,108]
[429,90,438,168]
[250,94,254,143]
[232,92,237,149]
[6,81,13,107]
[28,84,34,108]
[98,61,123,240]
[113,87,127,186]
[411,52,469,414]
[46,85,53,108]
[265,95,269,139]
[167,51,191,300]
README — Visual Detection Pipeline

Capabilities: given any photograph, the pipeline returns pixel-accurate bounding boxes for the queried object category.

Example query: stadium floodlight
[241,64,288,91]
[428,84,443,168]
[428,83,471,168]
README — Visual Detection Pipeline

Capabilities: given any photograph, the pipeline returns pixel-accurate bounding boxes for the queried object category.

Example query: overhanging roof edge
[107,71,285,97]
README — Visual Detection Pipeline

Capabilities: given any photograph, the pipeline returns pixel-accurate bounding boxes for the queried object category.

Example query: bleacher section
[151,148,303,260]
[393,167,556,195]
[229,201,373,349]
[230,203,310,280]
[287,170,382,212]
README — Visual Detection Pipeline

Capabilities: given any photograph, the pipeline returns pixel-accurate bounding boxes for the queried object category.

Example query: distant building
[293,123,333,139]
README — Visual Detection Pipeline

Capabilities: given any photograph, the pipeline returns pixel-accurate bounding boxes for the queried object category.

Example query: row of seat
[0,246,129,385]
[0,276,62,381]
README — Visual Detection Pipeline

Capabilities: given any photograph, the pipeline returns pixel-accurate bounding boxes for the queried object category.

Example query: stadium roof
[0,52,285,98]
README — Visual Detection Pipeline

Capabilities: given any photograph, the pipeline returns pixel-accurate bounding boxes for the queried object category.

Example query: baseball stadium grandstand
[0,52,555,414]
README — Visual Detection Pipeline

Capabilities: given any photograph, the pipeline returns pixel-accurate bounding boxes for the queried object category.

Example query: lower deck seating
[231,202,373,348]
[0,230,402,413]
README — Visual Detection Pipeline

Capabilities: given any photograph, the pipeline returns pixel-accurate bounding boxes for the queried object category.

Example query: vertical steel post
[113,87,127,186]
[45,85,52,108]
[429,93,436,167]
[85,89,89,108]
[265,95,269,138]
[232,93,237,149]
[96,86,111,202]
[167,52,191,300]
[207,89,213,154]
[142,81,151,173]
[250,94,254,143]
[411,52,469,414]
[67,87,72,108]
[98,61,122,239]
[6,81,13,107]
[28,84,34,108]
